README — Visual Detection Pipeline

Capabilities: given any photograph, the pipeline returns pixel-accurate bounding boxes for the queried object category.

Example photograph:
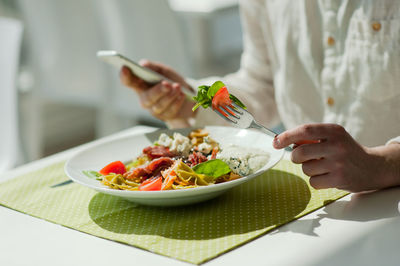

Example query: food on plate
[192,81,247,117]
[83,129,270,191]
[216,145,270,176]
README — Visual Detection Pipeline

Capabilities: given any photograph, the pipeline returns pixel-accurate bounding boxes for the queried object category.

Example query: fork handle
[249,120,278,138]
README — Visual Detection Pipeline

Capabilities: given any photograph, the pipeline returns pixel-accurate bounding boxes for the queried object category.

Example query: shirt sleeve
[386,136,400,145]
[190,0,280,128]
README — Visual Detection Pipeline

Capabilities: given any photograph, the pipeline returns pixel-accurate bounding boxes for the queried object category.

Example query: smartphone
[96,50,194,96]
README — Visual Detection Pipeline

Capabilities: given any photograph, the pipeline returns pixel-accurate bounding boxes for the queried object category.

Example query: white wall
[1,0,243,162]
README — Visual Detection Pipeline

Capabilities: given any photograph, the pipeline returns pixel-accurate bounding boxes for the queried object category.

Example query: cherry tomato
[211,86,231,110]
[99,161,126,175]
[139,176,162,191]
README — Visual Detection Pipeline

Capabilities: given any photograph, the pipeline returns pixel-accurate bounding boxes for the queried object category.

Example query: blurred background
[0,0,243,171]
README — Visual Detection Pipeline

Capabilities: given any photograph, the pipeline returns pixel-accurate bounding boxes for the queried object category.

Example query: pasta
[85,129,250,191]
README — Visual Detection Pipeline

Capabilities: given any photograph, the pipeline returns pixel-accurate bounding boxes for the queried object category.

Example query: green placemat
[0,160,348,264]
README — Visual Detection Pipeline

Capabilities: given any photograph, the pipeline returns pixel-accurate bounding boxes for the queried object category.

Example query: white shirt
[193,0,400,147]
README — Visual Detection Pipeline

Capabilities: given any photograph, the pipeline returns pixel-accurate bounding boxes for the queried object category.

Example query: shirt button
[327,36,335,46]
[372,22,381,31]
[327,97,335,106]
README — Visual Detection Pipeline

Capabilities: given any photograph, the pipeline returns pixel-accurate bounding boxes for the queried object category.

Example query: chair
[0,17,23,173]
[16,0,107,106]
[16,0,187,138]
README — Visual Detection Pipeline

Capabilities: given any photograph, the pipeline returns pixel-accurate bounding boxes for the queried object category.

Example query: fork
[214,103,321,148]
[213,103,278,139]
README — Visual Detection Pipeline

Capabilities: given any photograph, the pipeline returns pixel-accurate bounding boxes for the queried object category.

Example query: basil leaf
[207,81,226,98]
[197,85,210,91]
[192,159,231,179]
[194,85,209,100]
[192,99,211,111]
[82,170,103,180]
[192,85,212,111]
[229,94,247,109]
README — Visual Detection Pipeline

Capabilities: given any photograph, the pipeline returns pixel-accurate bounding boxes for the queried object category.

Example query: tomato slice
[212,87,231,110]
[139,176,162,191]
[99,161,126,175]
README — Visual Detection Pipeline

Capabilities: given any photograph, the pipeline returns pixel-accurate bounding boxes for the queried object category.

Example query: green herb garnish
[192,85,212,111]
[192,159,231,179]
[82,170,103,180]
[192,81,247,111]
[229,94,247,109]
[207,81,225,98]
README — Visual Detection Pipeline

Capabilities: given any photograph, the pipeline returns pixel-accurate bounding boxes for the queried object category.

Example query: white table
[1,126,400,266]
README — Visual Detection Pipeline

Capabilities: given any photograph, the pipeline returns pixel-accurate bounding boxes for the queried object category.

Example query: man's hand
[273,123,400,192]
[120,60,195,128]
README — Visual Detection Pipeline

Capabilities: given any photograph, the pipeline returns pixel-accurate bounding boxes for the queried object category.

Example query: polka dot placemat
[0,160,348,264]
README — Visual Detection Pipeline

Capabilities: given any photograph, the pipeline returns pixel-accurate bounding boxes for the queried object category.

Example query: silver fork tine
[215,108,238,124]
[231,102,246,112]
[221,105,240,119]
[214,100,278,138]
[227,104,243,114]
[225,104,243,116]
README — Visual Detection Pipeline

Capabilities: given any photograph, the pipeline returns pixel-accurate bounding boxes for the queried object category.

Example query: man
[120,0,400,192]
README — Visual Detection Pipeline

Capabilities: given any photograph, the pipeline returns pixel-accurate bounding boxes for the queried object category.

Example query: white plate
[65,126,284,206]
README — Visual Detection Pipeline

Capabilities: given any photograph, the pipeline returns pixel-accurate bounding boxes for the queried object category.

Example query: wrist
[165,97,198,129]
[165,119,191,129]
[165,111,197,129]
[366,143,400,189]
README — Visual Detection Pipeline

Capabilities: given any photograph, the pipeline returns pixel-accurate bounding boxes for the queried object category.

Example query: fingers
[309,173,336,189]
[273,123,371,191]
[154,92,186,119]
[139,81,173,108]
[139,59,194,92]
[120,66,150,91]
[119,59,195,125]
[273,123,346,149]
[139,82,187,120]
[301,158,330,176]
[298,150,351,190]
[151,86,183,115]
[120,65,185,118]
[291,141,331,163]
[167,92,186,116]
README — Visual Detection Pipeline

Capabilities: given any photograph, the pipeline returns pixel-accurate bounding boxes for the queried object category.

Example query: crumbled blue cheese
[197,142,212,154]
[157,133,172,147]
[216,145,270,176]
[157,132,192,156]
